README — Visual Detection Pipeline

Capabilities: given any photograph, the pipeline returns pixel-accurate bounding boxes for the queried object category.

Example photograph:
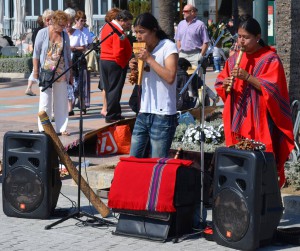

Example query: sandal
[60,131,70,136]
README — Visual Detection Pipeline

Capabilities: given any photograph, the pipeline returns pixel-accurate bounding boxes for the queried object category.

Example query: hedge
[0,57,33,73]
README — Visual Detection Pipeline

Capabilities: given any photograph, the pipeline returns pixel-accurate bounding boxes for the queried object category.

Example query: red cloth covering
[215,46,294,187]
[108,157,193,212]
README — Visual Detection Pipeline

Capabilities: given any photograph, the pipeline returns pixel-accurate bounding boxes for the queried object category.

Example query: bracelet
[246,73,250,81]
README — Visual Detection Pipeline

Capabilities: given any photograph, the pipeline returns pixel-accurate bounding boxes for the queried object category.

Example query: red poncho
[215,46,294,187]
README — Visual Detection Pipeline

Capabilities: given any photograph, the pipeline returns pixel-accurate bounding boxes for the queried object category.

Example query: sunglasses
[79,19,86,23]
[56,23,66,28]
[183,10,192,13]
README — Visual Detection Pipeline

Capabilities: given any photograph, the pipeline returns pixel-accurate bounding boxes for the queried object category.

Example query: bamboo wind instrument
[174,148,183,159]
[227,47,245,92]
[132,42,146,85]
[38,111,110,218]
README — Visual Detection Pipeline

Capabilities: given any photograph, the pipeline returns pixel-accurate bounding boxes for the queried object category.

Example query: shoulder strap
[55,32,64,69]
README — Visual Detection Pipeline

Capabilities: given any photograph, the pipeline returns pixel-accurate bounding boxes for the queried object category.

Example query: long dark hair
[133,12,169,40]
[238,14,266,47]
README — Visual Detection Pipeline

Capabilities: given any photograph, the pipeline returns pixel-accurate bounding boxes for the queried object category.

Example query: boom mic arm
[106,21,125,40]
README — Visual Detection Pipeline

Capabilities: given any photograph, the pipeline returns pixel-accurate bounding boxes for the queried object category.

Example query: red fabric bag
[96,125,131,155]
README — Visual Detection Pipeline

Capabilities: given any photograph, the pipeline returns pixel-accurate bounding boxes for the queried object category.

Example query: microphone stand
[198,30,226,229]
[197,29,229,232]
[45,30,116,230]
[176,31,226,241]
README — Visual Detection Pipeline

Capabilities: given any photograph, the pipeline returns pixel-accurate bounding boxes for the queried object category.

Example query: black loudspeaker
[2,131,62,219]
[212,147,283,250]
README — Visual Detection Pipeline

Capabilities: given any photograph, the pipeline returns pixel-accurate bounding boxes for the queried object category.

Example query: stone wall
[276,0,300,101]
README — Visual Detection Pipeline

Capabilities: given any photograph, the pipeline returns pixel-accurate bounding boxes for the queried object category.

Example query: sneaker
[214,70,220,73]
[25,90,36,96]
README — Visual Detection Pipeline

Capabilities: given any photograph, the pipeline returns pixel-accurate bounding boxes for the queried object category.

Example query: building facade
[1,0,300,100]
[1,0,222,37]
[1,0,129,36]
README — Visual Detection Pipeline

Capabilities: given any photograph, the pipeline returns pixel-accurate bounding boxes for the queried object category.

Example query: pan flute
[132,42,146,85]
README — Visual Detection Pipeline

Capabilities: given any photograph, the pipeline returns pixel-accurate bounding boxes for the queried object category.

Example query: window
[101,0,109,15]
[51,1,58,11]
[113,0,127,10]
[93,0,109,16]
[34,2,41,16]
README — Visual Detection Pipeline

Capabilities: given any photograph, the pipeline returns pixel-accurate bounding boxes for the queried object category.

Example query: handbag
[39,33,65,88]
[176,70,191,111]
[129,84,142,114]
[38,68,56,88]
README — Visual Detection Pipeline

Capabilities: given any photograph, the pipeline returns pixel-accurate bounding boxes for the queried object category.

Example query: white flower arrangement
[171,113,225,152]
[183,123,224,145]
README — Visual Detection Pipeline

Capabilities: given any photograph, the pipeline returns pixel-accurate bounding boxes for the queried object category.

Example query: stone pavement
[0,69,299,250]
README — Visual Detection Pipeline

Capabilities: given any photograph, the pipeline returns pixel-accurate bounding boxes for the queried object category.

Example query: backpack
[176,69,192,111]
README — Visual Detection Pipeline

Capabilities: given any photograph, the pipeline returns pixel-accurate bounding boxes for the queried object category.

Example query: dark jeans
[130,113,178,158]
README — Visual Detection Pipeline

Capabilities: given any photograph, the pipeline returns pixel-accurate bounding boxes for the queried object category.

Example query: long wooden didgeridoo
[38,111,110,218]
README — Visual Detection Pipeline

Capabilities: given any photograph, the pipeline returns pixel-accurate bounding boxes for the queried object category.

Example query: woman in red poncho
[215,15,294,187]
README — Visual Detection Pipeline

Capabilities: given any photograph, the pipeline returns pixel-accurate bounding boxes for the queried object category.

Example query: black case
[113,166,201,241]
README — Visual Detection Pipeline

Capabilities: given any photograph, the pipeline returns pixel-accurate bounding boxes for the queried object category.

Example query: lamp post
[253,0,268,43]
[233,0,238,34]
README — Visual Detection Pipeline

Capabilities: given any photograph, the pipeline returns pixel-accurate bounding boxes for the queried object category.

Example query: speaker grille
[8,156,18,166]
[28,157,40,168]
[213,188,250,242]
[3,166,44,213]
[236,178,246,191]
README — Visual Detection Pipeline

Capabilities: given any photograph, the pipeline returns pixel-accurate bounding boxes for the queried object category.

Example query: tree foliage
[128,0,151,19]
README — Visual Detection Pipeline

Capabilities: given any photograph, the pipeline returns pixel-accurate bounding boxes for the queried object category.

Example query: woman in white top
[64,8,86,116]
[129,13,179,158]
[73,10,92,113]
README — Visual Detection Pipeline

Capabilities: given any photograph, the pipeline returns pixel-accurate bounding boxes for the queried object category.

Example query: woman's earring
[257,40,260,43]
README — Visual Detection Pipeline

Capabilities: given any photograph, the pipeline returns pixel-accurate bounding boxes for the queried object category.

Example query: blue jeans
[130,113,178,158]
[213,57,221,71]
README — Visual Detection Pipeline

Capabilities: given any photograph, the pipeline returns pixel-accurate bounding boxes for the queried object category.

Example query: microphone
[106,21,125,40]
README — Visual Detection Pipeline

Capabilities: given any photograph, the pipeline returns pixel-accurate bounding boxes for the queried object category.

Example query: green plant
[209,22,233,49]
[284,161,300,191]
[0,57,33,73]
[140,0,151,13]
[128,0,151,19]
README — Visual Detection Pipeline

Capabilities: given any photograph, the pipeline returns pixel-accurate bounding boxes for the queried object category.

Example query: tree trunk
[159,0,175,38]
[276,0,300,101]
[237,0,253,16]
